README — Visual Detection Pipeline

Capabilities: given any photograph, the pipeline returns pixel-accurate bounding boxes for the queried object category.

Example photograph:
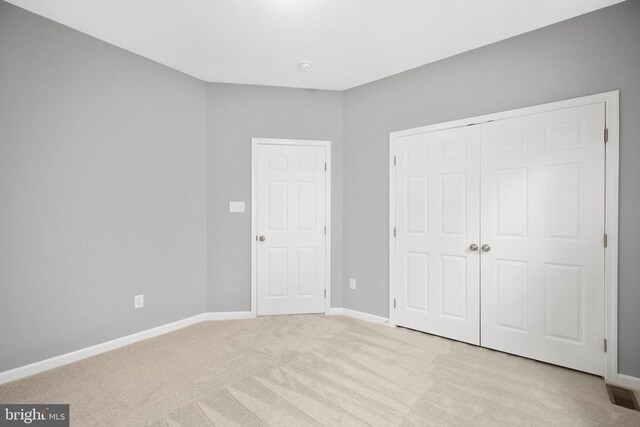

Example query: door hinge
[393,298,396,309]
[604,128,609,144]
[604,233,608,248]
[604,338,608,353]
[324,162,327,171]
[324,289,326,298]
[393,156,397,166]
[324,225,327,235]
[393,227,396,237]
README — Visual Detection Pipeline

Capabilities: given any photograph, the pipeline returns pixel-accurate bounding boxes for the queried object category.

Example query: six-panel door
[393,102,606,375]
[256,144,327,315]
[480,103,605,375]
[395,126,481,345]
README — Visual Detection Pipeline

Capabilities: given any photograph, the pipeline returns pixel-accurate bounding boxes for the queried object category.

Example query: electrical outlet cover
[134,294,144,309]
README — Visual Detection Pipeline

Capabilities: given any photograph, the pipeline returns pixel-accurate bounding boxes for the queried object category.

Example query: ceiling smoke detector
[299,61,313,71]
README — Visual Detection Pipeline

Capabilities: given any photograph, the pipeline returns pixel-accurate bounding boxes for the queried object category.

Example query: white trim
[251,138,332,317]
[389,91,620,381]
[603,91,620,384]
[325,142,332,316]
[0,314,207,385]
[251,138,258,318]
[0,311,260,385]
[608,374,640,392]
[0,307,393,386]
[342,308,389,325]
[389,91,618,139]
[204,311,254,321]
[327,308,390,325]
[389,129,397,327]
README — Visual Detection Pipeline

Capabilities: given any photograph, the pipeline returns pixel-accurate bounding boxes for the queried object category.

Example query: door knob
[259,235,266,242]
[481,244,491,252]
[469,244,478,251]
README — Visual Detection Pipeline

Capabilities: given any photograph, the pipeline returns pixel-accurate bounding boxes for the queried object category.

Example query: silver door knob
[259,235,266,242]
[481,244,491,252]
[469,244,478,251]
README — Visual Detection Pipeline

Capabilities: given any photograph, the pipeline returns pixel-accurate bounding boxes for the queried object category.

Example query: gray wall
[2,0,639,379]
[0,2,207,372]
[206,83,343,312]
[342,0,640,377]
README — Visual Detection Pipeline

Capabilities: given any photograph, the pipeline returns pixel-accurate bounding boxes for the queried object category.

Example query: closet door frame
[388,91,619,382]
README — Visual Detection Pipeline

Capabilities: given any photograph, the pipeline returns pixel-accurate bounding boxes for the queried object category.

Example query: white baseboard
[609,373,640,391]
[14,308,632,391]
[205,311,254,321]
[327,307,389,325]
[0,313,206,385]
[0,311,253,385]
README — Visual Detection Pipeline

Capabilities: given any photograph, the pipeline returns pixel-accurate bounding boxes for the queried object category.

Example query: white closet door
[395,126,481,345]
[480,103,606,375]
[256,144,326,315]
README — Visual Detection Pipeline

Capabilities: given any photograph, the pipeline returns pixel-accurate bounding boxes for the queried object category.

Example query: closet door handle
[481,244,491,252]
[469,244,479,251]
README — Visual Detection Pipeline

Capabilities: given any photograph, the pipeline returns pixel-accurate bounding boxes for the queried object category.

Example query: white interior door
[480,103,606,375]
[256,143,327,315]
[394,126,481,345]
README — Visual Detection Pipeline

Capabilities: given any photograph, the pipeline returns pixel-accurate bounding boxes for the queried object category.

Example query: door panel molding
[389,91,619,380]
[393,125,481,344]
[480,103,605,375]
[252,138,331,317]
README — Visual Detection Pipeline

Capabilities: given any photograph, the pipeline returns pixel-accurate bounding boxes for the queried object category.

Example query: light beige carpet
[1,314,638,426]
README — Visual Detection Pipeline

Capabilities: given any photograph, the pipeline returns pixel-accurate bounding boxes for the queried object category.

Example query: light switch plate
[229,201,245,213]
[349,279,356,290]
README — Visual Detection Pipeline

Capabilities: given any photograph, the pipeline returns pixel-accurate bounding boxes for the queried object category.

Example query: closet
[390,96,610,375]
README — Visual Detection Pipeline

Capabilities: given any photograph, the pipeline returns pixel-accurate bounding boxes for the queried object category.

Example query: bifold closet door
[395,126,481,345]
[480,103,606,375]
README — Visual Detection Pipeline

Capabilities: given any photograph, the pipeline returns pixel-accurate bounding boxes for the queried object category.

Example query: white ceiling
[7,0,625,90]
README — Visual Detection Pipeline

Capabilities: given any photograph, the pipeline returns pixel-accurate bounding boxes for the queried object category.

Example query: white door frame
[251,138,332,317]
[388,91,619,382]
